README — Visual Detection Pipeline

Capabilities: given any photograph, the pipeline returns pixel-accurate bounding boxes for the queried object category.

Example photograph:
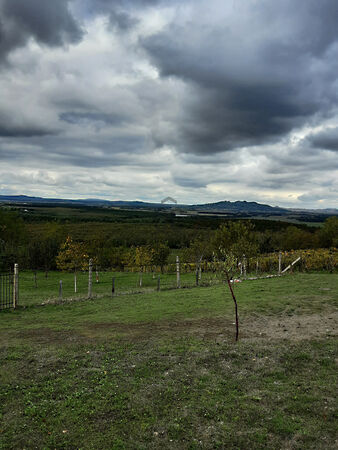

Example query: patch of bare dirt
[9,310,338,344]
[13,327,84,344]
[245,310,338,341]
[82,310,338,342]
[81,317,240,340]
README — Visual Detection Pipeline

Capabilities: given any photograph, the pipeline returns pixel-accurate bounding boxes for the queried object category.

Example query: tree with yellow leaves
[56,237,89,293]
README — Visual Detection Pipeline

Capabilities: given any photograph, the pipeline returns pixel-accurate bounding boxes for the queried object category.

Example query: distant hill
[0,194,337,216]
[190,200,287,214]
[0,195,170,209]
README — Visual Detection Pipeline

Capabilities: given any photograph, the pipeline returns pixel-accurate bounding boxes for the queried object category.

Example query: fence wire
[0,273,13,310]
[5,249,337,307]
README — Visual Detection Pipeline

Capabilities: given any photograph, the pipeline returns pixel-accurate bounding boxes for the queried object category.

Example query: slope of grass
[0,273,337,449]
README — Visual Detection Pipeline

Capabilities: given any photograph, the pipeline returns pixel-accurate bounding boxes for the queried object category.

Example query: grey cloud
[0,0,83,63]
[59,111,127,127]
[108,9,138,32]
[1,0,337,208]
[297,189,338,203]
[265,150,337,174]
[173,85,316,154]
[307,127,338,152]
[0,125,56,138]
[0,132,149,168]
[172,176,207,189]
[0,112,57,137]
[298,192,326,202]
[142,0,338,154]
[85,0,160,12]
[82,0,160,31]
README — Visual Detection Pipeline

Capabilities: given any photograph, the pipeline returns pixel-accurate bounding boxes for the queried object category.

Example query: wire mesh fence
[17,269,210,307]
[2,249,336,308]
[0,272,14,310]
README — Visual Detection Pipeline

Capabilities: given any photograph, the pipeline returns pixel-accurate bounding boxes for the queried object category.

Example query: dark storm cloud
[0,133,149,168]
[142,0,338,154]
[85,0,159,11]
[0,125,55,137]
[82,0,160,30]
[0,125,55,138]
[306,127,338,152]
[0,0,83,63]
[1,0,337,207]
[0,112,57,137]
[59,111,128,127]
[172,84,318,154]
[108,9,138,32]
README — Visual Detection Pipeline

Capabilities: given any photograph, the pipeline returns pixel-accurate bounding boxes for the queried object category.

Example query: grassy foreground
[0,273,337,449]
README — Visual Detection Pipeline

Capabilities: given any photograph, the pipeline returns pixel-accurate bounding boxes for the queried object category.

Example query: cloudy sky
[0,0,338,208]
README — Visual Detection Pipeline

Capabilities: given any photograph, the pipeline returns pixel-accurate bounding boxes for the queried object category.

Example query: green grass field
[17,268,305,307]
[18,270,203,307]
[0,273,337,449]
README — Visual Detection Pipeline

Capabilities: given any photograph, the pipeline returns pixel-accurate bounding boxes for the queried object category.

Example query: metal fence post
[157,275,160,292]
[13,263,18,309]
[112,277,115,297]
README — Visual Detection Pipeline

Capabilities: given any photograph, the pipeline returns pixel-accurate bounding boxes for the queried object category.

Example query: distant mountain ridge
[0,195,169,208]
[191,200,286,213]
[0,194,337,215]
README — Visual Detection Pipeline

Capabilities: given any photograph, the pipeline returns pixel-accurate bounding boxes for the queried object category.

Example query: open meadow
[0,273,337,449]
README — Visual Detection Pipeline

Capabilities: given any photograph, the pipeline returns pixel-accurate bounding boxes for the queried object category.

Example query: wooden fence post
[196,267,199,286]
[88,258,93,299]
[176,256,181,288]
[96,266,99,283]
[157,275,160,292]
[59,280,62,300]
[243,255,247,279]
[74,271,77,293]
[278,252,282,275]
[281,256,301,274]
[13,263,18,309]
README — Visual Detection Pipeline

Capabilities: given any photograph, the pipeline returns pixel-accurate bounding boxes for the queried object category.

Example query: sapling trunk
[225,269,239,342]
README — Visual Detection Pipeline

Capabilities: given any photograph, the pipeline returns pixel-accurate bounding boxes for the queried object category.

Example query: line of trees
[0,209,337,272]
